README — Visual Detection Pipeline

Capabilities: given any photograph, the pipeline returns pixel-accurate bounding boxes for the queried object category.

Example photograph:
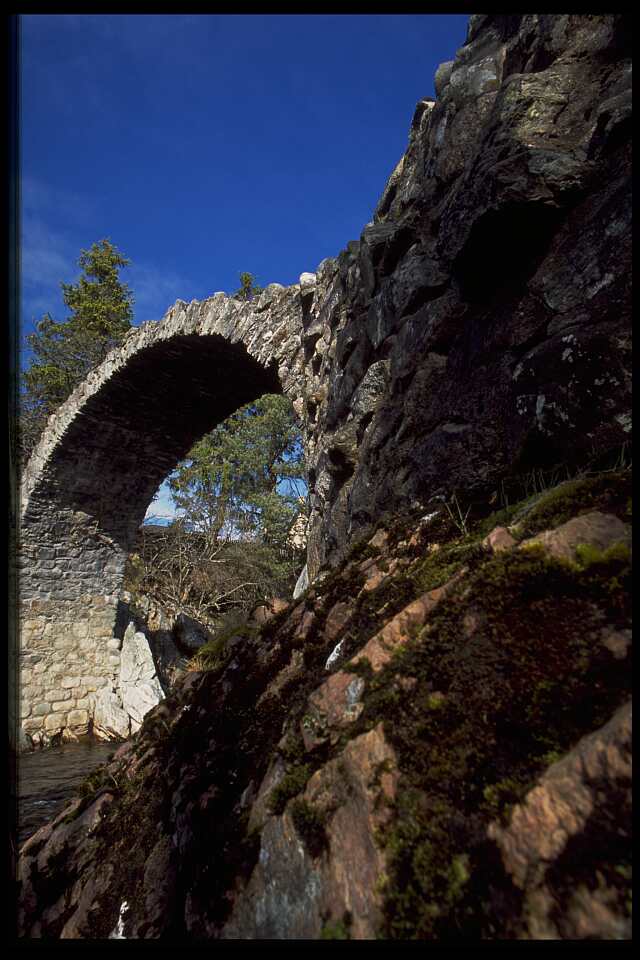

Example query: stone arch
[19,288,307,746]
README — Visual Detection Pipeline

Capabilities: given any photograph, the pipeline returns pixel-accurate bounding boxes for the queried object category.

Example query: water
[17,742,117,848]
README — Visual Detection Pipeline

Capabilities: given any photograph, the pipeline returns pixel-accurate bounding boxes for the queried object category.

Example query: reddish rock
[250,597,290,626]
[248,755,287,833]
[305,672,366,745]
[521,511,631,563]
[222,724,397,939]
[352,574,462,673]
[482,525,517,553]
[258,648,305,703]
[293,609,316,642]
[323,601,354,643]
[488,701,632,939]
[368,528,389,552]
[360,557,401,593]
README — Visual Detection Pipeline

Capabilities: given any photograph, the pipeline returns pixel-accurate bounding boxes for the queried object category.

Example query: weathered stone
[43,712,67,732]
[482,525,517,553]
[522,511,631,562]
[118,624,165,726]
[488,701,631,939]
[352,576,462,673]
[323,601,353,644]
[45,689,71,703]
[224,724,397,939]
[249,597,289,627]
[66,709,90,729]
[89,686,131,740]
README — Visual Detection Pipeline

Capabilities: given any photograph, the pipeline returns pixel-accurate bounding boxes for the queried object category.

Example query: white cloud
[21,174,98,224]
[144,479,183,524]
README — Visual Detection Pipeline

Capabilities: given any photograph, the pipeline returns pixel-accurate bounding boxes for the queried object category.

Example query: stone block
[76,698,90,710]
[22,718,45,734]
[62,676,81,688]
[44,712,67,732]
[45,688,71,702]
[51,700,73,712]
[32,702,52,717]
[67,709,89,728]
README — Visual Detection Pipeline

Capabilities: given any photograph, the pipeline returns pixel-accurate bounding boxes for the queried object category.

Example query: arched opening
[129,390,308,631]
[19,327,306,747]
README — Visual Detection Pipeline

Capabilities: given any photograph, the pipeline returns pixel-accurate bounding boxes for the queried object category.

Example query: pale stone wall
[19,597,120,747]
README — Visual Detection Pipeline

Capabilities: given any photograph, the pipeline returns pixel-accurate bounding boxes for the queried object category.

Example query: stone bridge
[18,13,632,748]
[18,281,319,747]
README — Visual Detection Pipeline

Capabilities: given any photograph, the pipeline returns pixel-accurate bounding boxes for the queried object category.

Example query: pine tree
[234,271,263,302]
[20,239,134,462]
[168,394,305,546]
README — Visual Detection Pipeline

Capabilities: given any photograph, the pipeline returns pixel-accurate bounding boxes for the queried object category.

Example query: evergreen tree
[234,271,263,302]
[168,393,306,547]
[20,239,134,462]
[134,394,307,622]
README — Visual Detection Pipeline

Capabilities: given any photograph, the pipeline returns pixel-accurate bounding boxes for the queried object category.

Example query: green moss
[320,912,353,939]
[518,470,632,536]
[574,540,630,570]
[411,540,486,595]
[342,504,632,938]
[290,797,328,858]
[75,764,116,800]
[279,729,307,763]
[188,635,229,672]
[268,764,312,815]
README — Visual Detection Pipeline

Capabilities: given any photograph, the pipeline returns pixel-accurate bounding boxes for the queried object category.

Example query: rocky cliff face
[299,12,631,576]
[16,13,632,940]
[17,469,632,938]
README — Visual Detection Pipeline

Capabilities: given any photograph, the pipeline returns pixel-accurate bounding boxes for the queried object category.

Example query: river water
[17,742,117,848]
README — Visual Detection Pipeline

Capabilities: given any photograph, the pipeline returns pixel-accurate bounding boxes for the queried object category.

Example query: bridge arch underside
[19,333,282,746]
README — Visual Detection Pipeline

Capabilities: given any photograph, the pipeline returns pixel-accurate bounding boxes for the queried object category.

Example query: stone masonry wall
[18,14,631,748]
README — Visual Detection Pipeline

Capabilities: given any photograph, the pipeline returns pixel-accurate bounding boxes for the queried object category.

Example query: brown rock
[323,601,354,643]
[521,511,630,563]
[248,755,287,834]
[599,626,631,660]
[250,597,290,626]
[293,609,316,642]
[222,724,397,939]
[488,700,632,939]
[352,572,463,673]
[482,525,517,553]
[259,647,304,702]
[360,563,387,593]
[368,528,389,551]
[306,672,366,743]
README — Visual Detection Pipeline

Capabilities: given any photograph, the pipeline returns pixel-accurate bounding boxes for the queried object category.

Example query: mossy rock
[348,510,632,938]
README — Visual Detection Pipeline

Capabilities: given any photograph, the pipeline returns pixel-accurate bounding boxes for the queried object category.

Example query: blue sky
[20,13,470,519]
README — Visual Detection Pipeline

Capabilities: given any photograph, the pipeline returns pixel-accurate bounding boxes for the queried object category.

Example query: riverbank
[17,741,116,847]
